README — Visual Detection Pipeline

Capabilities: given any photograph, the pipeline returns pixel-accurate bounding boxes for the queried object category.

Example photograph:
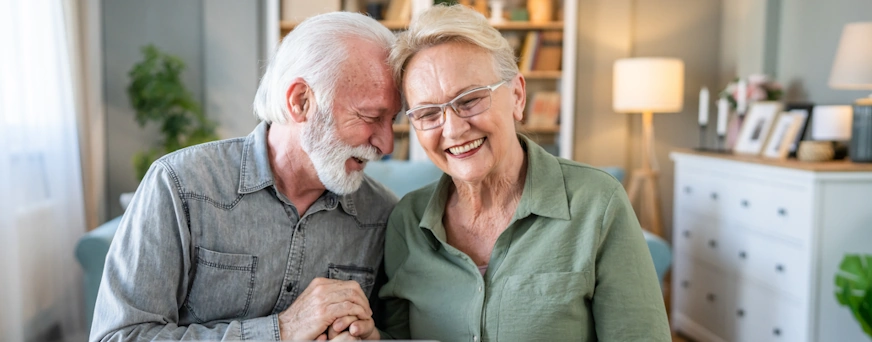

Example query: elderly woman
[378,4,670,342]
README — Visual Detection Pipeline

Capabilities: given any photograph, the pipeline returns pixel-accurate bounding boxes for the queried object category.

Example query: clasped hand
[278,278,379,341]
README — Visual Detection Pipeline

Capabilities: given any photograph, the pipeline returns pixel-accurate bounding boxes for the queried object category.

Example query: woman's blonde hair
[390,4,518,96]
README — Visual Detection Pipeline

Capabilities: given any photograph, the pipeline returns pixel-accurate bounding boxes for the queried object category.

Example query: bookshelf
[277,1,576,160]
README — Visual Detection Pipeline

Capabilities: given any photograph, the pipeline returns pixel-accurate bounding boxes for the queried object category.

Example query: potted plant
[127,44,218,181]
[835,253,872,339]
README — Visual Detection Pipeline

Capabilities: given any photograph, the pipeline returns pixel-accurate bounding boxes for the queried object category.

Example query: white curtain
[0,0,88,341]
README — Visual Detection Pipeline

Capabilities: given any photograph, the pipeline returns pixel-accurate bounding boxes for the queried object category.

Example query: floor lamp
[613,57,684,237]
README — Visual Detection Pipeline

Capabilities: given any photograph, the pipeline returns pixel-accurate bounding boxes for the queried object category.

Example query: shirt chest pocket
[184,247,257,323]
[327,264,376,297]
[498,271,591,341]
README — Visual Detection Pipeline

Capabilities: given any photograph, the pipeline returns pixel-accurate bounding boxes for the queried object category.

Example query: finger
[331,315,358,334]
[311,286,372,317]
[324,301,370,321]
[316,333,327,341]
[327,325,341,340]
[330,331,361,341]
[348,318,374,338]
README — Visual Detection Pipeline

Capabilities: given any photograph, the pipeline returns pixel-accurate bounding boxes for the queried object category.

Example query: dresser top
[671,148,872,172]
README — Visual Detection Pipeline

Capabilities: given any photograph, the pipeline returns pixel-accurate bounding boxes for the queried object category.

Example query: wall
[572,0,722,239]
[777,0,872,104]
[103,0,264,219]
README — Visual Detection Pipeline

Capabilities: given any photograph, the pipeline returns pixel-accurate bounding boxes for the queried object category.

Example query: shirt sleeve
[375,205,413,340]
[591,185,672,341]
[89,161,280,342]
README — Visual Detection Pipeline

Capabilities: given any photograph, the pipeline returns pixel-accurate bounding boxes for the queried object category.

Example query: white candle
[736,79,747,114]
[698,87,709,126]
[716,97,729,136]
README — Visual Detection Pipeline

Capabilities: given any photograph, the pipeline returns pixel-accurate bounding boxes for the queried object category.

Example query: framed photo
[784,102,814,156]
[762,111,806,159]
[734,101,784,155]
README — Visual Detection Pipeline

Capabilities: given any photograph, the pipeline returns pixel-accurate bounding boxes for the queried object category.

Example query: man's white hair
[253,12,396,124]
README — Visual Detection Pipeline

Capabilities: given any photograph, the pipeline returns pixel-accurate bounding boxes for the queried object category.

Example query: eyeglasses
[405,80,507,131]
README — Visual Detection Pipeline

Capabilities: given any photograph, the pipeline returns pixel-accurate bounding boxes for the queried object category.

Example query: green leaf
[835,254,872,339]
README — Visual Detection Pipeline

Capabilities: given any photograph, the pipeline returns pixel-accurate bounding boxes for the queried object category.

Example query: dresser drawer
[672,256,729,339]
[743,232,811,300]
[674,170,727,220]
[719,178,812,245]
[726,278,809,342]
[673,213,721,266]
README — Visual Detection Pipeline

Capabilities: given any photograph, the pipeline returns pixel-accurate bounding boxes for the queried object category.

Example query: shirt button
[474,335,479,341]
[478,286,482,292]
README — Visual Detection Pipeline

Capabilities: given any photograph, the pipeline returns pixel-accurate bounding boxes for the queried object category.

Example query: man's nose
[371,117,394,156]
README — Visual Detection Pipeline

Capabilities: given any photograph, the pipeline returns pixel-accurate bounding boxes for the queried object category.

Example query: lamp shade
[829,22,872,90]
[613,57,685,113]
[811,105,853,141]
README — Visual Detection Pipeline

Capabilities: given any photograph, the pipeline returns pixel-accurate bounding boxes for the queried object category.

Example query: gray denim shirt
[90,122,397,341]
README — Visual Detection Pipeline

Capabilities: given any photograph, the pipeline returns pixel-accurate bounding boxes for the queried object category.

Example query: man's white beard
[301,109,380,195]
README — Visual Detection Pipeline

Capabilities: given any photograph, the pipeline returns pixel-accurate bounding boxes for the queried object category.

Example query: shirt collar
[418,135,571,249]
[237,121,358,217]
[238,121,274,194]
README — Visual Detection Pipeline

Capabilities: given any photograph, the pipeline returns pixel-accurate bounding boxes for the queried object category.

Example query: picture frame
[734,101,784,155]
[783,102,814,157]
[762,111,806,159]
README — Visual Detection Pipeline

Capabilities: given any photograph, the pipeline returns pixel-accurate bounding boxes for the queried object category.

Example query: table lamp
[613,57,684,237]
[829,22,872,162]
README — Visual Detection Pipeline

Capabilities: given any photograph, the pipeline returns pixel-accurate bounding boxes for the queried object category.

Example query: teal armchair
[75,160,671,328]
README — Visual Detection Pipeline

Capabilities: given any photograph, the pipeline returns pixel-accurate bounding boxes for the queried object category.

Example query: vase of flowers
[720,74,783,148]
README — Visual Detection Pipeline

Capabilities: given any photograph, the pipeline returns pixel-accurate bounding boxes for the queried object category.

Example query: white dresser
[670,151,872,342]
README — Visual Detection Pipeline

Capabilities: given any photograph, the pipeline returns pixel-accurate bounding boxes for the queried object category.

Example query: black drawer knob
[739,251,747,259]
[684,186,692,194]
[708,240,717,248]
[737,309,745,317]
[776,264,785,272]
[710,192,718,200]
[706,293,716,302]
[773,328,781,336]
[778,208,787,216]
[681,280,690,288]
[683,230,691,238]
[741,199,750,208]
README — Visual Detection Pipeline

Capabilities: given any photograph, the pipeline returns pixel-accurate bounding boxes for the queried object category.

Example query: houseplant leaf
[835,254,872,338]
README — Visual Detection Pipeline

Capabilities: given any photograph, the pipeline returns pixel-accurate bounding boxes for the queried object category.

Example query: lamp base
[850,103,872,163]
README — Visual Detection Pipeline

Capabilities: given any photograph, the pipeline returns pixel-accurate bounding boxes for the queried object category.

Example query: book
[518,31,540,73]
[526,91,561,128]
[533,30,563,71]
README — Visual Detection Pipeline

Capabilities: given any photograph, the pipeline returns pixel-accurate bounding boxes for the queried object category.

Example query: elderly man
[90,12,401,342]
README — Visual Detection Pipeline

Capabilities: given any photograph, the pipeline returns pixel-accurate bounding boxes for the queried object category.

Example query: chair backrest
[364,159,444,198]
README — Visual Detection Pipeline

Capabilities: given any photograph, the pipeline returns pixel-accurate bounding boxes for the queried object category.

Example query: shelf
[280,20,563,32]
[522,70,562,79]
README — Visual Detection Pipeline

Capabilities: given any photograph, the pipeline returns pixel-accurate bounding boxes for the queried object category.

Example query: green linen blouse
[378,136,671,342]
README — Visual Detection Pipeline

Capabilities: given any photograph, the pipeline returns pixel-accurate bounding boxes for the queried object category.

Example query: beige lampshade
[829,22,872,90]
[613,57,685,113]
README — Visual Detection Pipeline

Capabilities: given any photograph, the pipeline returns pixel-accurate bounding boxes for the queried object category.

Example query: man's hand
[277,278,373,341]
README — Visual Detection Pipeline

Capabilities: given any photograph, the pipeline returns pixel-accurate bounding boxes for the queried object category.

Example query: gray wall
[777,0,872,105]
[103,0,264,218]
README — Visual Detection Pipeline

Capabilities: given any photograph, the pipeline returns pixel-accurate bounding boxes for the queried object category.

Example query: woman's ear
[285,78,312,123]
[511,74,527,122]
